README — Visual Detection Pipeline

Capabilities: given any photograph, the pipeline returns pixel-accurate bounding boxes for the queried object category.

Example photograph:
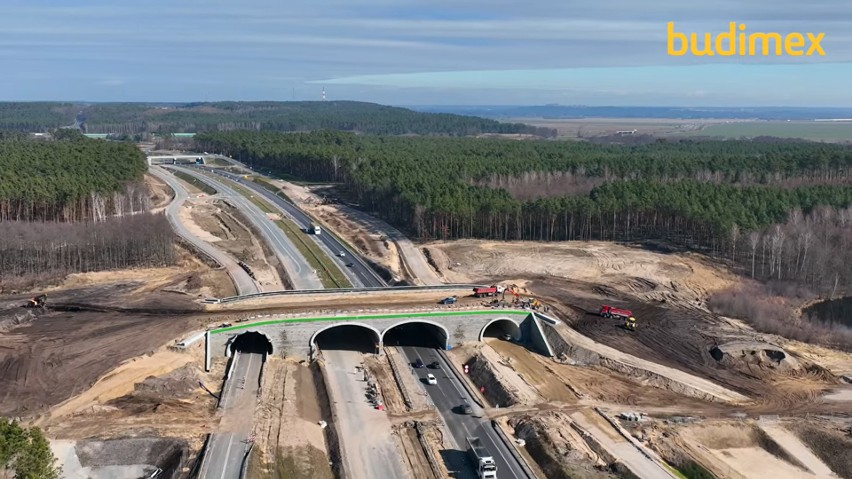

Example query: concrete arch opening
[311,322,381,354]
[480,318,522,342]
[230,331,273,355]
[382,320,449,350]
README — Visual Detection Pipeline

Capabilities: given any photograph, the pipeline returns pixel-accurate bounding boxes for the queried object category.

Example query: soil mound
[133,363,204,398]
[709,341,803,376]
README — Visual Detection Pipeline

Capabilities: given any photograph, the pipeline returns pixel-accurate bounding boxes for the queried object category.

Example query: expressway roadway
[205,167,386,288]
[399,345,531,479]
[149,166,259,295]
[322,349,410,478]
[198,351,264,479]
[170,166,323,290]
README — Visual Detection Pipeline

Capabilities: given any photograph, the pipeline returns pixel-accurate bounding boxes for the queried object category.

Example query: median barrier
[436,349,485,409]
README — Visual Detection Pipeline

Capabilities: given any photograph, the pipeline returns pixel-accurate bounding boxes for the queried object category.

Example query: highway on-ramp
[149,166,259,295]
[399,345,531,479]
[198,351,264,479]
[207,168,386,288]
[170,166,323,290]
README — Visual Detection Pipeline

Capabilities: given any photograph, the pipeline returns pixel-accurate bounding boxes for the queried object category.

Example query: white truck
[467,437,497,479]
[309,223,321,234]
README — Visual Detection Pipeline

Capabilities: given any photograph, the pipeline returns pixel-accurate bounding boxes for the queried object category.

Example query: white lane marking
[218,433,234,479]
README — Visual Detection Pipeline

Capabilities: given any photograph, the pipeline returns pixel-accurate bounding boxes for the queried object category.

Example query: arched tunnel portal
[310,322,382,354]
[480,318,522,342]
[230,331,274,355]
[381,320,449,350]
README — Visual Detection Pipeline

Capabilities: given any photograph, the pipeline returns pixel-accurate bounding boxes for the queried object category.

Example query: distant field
[509,117,852,142]
[506,117,731,139]
[693,121,852,141]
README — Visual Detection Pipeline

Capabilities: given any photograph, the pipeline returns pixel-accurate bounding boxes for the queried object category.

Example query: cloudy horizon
[1,0,850,106]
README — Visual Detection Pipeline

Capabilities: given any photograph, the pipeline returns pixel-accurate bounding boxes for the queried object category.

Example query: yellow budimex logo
[667,22,825,56]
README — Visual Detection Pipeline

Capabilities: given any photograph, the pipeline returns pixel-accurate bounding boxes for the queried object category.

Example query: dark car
[345,262,354,267]
[459,399,473,415]
[413,358,424,368]
[428,361,441,369]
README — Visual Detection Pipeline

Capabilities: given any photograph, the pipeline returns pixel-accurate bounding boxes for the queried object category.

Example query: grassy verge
[201,157,231,166]
[275,216,352,288]
[225,180,351,288]
[252,177,294,204]
[172,170,217,195]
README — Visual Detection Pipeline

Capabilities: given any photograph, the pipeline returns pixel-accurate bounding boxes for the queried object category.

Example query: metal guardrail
[204,283,487,304]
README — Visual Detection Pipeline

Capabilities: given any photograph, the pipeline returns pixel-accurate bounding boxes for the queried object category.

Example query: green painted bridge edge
[210,309,531,334]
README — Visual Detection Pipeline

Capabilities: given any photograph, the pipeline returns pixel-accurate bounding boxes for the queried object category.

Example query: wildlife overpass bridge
[199,309,557,370]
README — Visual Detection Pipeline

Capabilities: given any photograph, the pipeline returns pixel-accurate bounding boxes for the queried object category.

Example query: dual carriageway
[155,156,535,479]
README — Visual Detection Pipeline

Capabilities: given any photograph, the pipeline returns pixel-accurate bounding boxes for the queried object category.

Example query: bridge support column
[204,331,211,372]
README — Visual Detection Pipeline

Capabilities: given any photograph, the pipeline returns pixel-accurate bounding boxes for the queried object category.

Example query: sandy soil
[509,411,617,479]
[425,240,736,305]
[37,342,221,451]
[395,422,443,479]
[37,348,194,426]
[675,421,829,479]
[0,283,203,419]
[249,357,334,478]
[365,354,408,414]
[189,200,285,290]
[145,172,174,212]
[536,278,847,413]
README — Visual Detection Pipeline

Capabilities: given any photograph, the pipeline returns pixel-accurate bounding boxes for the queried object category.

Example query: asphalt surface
[149,166,259,295]
[398,345,530,479]
[322,349,410,479]
[198,351,264,479]
[170,166,323,290]
[206,167,386,288]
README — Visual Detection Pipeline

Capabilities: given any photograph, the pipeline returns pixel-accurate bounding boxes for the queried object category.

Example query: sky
[1,0,850,106]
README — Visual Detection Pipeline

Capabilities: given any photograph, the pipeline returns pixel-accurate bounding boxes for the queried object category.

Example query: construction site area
[1,155,850,479]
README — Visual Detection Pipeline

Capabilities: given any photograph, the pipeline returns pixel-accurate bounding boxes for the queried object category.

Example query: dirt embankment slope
[424,240,736,304]
[426,239,847,413]
[0,284,203,419]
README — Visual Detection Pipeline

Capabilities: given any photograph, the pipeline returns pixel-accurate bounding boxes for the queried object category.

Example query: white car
[426,374,437,385]
[338,251,345,257]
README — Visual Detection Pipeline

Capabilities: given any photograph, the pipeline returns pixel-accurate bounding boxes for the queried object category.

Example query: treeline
[0,214,176,292]
[0,134,148,221]
[80,101,555,137]
[0,102,76,132]
[196,131,852,266]
[726,207,851,293]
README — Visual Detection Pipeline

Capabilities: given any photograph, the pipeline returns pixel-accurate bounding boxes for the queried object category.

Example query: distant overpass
[146,155,205,165]
[196,309,559,370]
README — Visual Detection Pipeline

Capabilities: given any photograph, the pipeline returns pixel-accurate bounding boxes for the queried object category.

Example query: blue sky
[1,0,850,105]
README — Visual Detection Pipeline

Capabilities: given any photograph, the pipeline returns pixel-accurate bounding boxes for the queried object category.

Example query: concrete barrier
[490,420,538,479]
[414,421,444,479]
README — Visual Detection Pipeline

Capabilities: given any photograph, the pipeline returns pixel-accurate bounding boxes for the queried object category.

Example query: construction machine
[624,316,637,331]
[24,294,47,308]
